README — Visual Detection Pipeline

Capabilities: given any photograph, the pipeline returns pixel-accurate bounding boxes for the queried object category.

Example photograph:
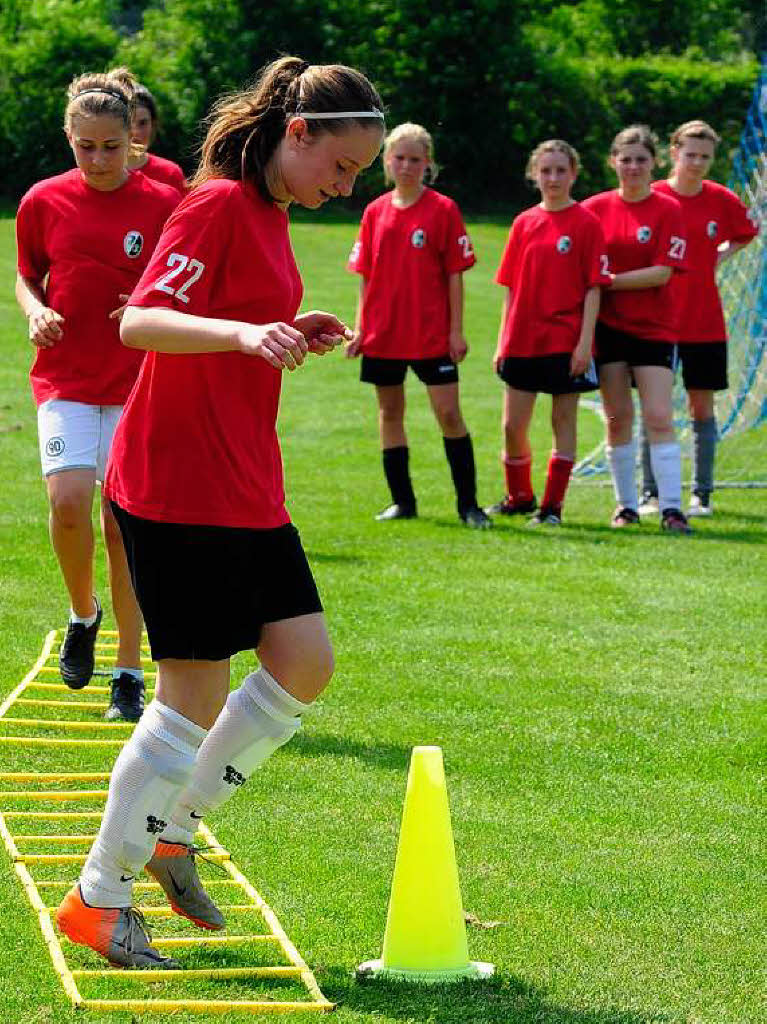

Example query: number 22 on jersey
[154,253,205,304]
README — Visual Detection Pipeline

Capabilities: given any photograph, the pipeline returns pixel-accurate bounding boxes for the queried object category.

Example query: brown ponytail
[190,55,384,200]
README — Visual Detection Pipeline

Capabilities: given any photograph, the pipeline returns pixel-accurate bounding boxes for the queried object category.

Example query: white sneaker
[638,495,659,517]
[687,494,713,517]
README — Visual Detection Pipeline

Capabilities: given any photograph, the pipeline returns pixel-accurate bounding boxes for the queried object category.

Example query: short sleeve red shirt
[652,179,758,343]
[103,179,303,530]
[582,189,687,341]
[495,202,611,359]
[16,169,179,406]
[141,153,186,195]
[347,188,476,359]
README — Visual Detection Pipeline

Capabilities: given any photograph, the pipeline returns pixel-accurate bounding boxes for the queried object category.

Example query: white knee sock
[650,441,682,513]
[607,441,638,510]
[80,700,206,908]
[160,668,310,846]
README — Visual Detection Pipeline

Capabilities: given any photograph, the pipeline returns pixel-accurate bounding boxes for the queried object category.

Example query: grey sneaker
[146,841,226,931]
[56,885,179,969]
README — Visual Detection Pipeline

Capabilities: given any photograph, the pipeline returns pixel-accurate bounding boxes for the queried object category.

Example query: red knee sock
[541,453,574,513]
[503,454,534,504]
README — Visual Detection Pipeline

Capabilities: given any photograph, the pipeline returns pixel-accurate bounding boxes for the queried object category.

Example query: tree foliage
[0,0,762,206]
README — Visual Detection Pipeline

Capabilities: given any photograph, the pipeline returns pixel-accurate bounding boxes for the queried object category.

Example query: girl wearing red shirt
[15,71,178,719]
[638,120,758,517]
[583,125,691,533]
[116,71,186,194]
[489,140,610,526]
[347,122,490,528]
[56,56,385,972]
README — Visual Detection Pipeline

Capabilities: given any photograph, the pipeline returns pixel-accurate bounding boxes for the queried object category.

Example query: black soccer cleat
[661,507,693,535]
[459,505,492,529]
[59,597,102,690]
[375,503,417,521]
[529,506,562,526]
[485,495,537,516]
[105,673,146,722]
[611,507,640,528]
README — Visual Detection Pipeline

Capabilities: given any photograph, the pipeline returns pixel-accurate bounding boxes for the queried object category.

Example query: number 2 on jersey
[457,234,474,259]
[155,253,205,304]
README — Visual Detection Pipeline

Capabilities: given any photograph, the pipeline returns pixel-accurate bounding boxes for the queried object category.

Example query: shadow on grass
[305,549,367,564]
[291,730,411,771]
[321,967,667,1024]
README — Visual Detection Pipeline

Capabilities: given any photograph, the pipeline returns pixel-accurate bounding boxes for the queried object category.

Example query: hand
[293,310,352,356]
[109,294,131,322]
[236,321,309,371]
[345,332,363,358]
[570,343,591,377]
[449,331,468,364]
[28,307,64,348]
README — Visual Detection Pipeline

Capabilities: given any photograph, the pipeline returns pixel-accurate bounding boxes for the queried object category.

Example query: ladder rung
[72,966,300,979]
[81,999,330,1013]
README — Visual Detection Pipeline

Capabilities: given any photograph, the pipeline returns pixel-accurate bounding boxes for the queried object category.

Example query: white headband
[298,111,384,120]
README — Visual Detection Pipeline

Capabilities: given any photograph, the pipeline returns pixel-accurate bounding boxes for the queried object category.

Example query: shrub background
[0,0,764,207]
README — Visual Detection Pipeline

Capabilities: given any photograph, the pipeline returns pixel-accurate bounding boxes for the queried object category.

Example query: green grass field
[0,210,765,1024]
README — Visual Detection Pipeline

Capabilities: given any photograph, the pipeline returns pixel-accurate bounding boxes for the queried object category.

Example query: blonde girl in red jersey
[56,56,384,971]
[638,120,758,517]
[583,125,691,533]
[15,71,179,719]
[489,140,610,525]
[346,123,491,528]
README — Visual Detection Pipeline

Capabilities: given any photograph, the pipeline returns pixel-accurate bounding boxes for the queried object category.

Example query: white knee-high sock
[80,700,206,908]
[607,441,638,510]
[160,668,309,846]
[650,441,683,513]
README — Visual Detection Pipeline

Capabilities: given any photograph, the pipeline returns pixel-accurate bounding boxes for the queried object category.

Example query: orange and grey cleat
[146,841,226,931]
[56,886,180,969]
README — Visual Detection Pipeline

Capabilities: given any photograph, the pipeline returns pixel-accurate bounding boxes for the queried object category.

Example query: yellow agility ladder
[0,629,334,1015]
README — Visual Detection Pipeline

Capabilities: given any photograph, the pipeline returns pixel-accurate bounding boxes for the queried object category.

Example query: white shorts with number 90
[37,399,123,482]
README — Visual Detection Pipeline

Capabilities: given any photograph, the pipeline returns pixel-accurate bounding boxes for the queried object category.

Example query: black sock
[382,446,416,509]
[443,434,477,514]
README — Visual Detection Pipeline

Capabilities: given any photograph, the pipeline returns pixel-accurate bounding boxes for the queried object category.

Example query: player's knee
[643,406,673,436]
[48,483,91,529]
[437,405,464,434]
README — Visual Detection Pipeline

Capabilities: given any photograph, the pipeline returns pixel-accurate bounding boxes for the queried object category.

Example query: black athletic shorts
[595,322,677,371]
[677,341,728,391]
[496,352,599,395]
[360,354,459,386]
[112,503,322,662]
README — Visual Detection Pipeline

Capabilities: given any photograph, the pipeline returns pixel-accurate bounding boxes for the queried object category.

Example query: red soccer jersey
[104,178,303,530]
[141,153,186,195]
[582,189,687,341]
[16,169,179,406]
[348,188,476,359]
[653,179,757,343]
[495,202,611,359]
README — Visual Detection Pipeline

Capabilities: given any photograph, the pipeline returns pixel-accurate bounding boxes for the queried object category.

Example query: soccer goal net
[575,59,767,487]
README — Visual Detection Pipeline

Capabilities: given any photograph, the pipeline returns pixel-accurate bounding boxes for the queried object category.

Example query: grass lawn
[0,208,764,1024]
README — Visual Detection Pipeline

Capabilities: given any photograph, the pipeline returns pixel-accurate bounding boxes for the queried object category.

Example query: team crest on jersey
[707,220,718,239]
[411,229,426,248]
[556,235,572,254]
[123,231,144,258]
[636,226,652,243]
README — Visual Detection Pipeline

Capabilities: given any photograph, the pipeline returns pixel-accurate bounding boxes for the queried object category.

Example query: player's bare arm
[15,273,64,347]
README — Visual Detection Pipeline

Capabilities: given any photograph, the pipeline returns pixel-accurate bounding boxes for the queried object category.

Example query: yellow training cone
[357,745,494,982]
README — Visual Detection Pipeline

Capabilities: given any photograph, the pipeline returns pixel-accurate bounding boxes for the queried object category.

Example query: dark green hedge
[0,0,761,208]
